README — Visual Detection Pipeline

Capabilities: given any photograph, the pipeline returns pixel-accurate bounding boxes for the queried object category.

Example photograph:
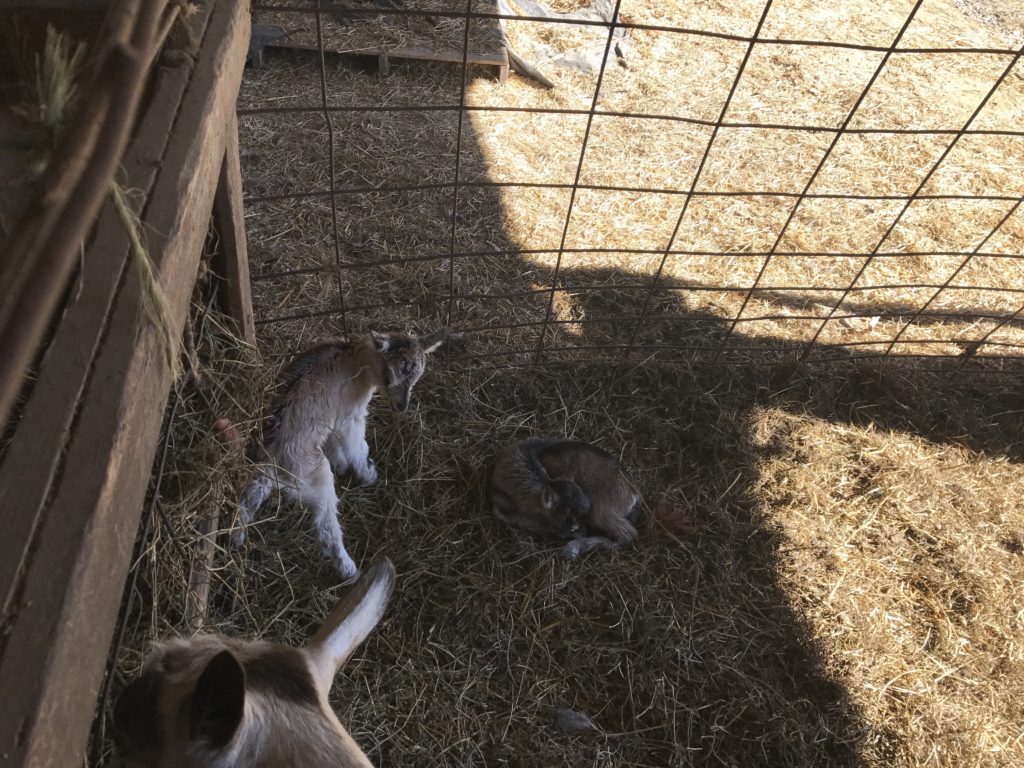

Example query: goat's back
[257,340,361,456]
[532,439,641,537]
[488,440,564,536]
[489,439,548,494]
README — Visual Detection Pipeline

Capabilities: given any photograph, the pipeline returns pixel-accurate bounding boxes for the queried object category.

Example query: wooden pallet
[266,38,510,83]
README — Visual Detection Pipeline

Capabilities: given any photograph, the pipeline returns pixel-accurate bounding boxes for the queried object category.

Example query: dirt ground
[93,1,1024,766]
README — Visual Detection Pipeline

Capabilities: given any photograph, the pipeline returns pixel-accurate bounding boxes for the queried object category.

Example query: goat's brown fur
[491,438,641,558]
[489,439,591,540]
[113,560,397,768]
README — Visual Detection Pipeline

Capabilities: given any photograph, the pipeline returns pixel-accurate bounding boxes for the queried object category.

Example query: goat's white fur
[307,573,393,692]
[236,332,446,579]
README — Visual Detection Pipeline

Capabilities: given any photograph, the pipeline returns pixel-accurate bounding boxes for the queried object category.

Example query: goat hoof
[560,541,582,560]
[359,461,378,485]
[331,552,360,581]
[334,555,359,581]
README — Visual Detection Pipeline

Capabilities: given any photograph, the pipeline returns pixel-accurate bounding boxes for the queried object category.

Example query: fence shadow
[438,108,1021,763]
[478,259,1024,764]
[536,262,1024,461]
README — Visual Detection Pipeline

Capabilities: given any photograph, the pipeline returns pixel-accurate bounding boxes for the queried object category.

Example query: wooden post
[212,108,257,346]
[499,48,509,85]
[183,509,220,634]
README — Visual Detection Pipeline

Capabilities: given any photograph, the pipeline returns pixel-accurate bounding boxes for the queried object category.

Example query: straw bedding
[255,0,504,56]
[93,319,1024,766]
[93,1,1024,766]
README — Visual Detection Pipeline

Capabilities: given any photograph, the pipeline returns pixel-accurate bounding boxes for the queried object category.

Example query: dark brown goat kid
[489,438,641,558]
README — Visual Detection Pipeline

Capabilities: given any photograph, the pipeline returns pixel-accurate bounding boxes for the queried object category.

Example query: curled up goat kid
[490,438,641,558]
[236,330,448,579]
[113,560,397,768]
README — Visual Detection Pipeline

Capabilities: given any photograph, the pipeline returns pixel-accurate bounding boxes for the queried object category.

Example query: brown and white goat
[113,559,396,768]
[237,330,447,578]
[490,438,641,558]
[489,440,592,540]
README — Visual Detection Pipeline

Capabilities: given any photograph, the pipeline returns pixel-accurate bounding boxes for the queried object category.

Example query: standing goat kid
[113,560,396,767]
[237,330,447,578]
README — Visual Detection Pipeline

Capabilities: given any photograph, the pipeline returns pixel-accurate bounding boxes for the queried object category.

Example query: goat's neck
[351,339,384,396]
[236,697,373,768]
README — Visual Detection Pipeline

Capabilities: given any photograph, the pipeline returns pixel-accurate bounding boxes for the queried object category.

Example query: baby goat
[113,559,396,768]
[490,438,641,558]
[237,330,447,578]
[489,440,592,540]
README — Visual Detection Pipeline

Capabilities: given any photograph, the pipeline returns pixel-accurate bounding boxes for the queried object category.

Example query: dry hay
[470,0,1024,359]
[749,402,1024,766]
[239,0,1024,367]
[92,304,1024,766]
[254,0,504,56]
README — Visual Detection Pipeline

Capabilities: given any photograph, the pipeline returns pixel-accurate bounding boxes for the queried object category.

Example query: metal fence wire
[240,1,1024,372]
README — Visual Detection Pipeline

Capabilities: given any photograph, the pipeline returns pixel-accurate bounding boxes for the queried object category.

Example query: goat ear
[370,331,390,352]
[306,559,396,694]
[190,650,246,749]
[419,328,450,355]
[540,485,556,510]
[580,490,593,514]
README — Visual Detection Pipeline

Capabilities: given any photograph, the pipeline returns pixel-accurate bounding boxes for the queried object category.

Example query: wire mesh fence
[239,0,1024,372]
[86,5,1024,761]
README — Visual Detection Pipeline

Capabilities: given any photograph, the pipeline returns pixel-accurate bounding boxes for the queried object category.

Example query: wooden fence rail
[0,1,251,764]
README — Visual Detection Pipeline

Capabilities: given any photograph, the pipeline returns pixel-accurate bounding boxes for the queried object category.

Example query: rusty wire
[799,44,1024,362]
[623,0,777,363]
[531,0,625,363]
[313,0,349,333]
[249,4,1021,57]
[709,0,927,362]
[444,0,474,329]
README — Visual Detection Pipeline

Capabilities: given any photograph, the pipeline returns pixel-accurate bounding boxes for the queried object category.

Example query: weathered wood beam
[0,0,169,436]
[212,108,257,347]
[0,3,209,625]
[0,1,250,765]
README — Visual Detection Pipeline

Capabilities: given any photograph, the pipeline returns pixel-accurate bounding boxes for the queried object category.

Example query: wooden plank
[0,1,215,624]
[4,1,111,8]
[212,108,257,346]
[268,39,507,68]
[499,48,509,85]
[183,510,220,635]
[390,45,507,66]
[0,107,38,236]
[0,2,250,765]
[0,0,174,436]
[183,417,241,634]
